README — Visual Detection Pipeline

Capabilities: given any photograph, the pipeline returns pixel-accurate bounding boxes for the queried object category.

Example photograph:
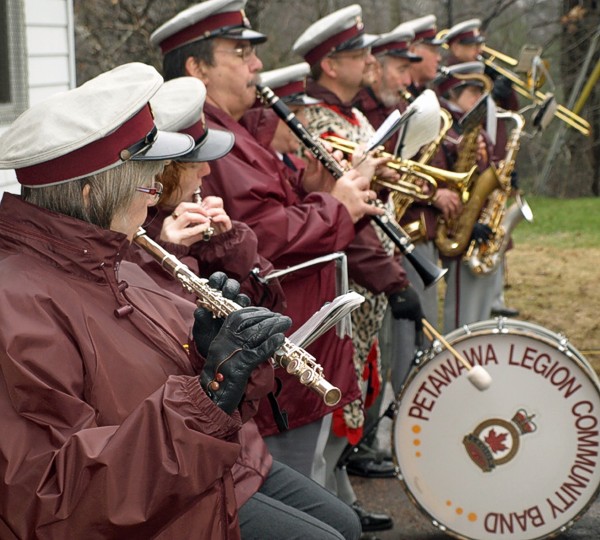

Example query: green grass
[510,196,600,248]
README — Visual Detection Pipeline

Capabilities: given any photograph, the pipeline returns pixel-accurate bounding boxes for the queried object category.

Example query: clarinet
[256,84,446,288]
[133,228,342,406]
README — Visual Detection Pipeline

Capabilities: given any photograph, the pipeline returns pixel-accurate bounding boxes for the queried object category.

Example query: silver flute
[134,228,342,406]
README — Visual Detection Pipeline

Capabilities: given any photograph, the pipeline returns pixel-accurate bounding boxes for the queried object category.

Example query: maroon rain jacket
[202,104,360,436]
[0,194,268,539]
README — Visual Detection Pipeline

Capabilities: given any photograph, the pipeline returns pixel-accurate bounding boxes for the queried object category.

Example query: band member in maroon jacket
[150,0,382,507]
[0,61,357,540]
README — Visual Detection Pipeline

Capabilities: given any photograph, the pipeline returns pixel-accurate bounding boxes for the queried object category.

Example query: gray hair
[22,160,164,229]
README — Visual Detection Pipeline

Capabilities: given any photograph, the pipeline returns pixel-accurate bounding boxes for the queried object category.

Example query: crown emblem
[512,408,537,434]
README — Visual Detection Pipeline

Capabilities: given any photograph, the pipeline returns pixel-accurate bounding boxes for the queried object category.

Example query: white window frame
[0,0,28,124]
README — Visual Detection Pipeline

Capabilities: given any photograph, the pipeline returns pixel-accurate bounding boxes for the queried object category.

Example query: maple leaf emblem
[485,429,509,453]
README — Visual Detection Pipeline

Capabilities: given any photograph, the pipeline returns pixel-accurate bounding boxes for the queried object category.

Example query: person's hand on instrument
[471,223,493,244]
[192,272,251,359]
[432,188,462,221]
[330,169,383,223]
[198,307,292,414]
[200,196,232,235]
[388,285,424,330]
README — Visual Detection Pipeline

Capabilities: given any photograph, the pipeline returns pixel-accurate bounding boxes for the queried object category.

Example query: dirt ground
[504,243,600,372]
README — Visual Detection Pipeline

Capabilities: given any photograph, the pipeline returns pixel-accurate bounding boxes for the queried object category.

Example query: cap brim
[424,37,445,46]
[461,36,485,44]
[177,128,235,162]
[386,51,423,63]
[132,130,195,161]
[222,28,268,44]
[337,33,379,53]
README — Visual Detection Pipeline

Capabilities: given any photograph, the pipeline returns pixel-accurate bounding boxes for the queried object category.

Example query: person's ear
[321,57,337,79]
[82,184,91,208]
[185,57,209,83]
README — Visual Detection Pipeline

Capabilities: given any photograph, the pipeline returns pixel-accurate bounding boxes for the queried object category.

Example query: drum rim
[391,321,600,540]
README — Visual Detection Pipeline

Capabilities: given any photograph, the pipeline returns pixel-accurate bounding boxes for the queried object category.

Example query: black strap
[267,377,288,432]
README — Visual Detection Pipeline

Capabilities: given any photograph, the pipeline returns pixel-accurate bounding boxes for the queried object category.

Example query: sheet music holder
[259,252,355,339]
[458,92,488,134]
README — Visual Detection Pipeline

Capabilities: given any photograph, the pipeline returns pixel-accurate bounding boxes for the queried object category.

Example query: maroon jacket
[202,103,360,436]
[127,207,285,509]
[130,207,286,313]
[0,194,267,539]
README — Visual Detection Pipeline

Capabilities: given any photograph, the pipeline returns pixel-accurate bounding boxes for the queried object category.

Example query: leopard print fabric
[303,105,396,429]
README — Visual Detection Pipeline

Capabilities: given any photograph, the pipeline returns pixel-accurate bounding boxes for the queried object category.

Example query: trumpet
[322,134,476,201]
[133,228,342,406]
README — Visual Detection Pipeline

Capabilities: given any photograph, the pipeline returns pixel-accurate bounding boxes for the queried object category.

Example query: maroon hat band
[450,30,481,44]
[181,117,208,143]
[305,25,362,66]
[17,105,155,186]
[372,40,411,56]
[415,28,437,42]
[159,11,245,54]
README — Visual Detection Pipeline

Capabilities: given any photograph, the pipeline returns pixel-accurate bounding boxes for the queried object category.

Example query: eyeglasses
[135,181,163,206]
[214,44,257,62]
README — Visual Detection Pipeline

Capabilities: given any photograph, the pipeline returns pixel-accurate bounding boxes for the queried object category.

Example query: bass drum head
[393,318,600,540]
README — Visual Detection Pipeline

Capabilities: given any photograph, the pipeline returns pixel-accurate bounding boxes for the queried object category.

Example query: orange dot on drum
[446,500,452,507]
[415,451,421,457]
[456,507,463,515]
[413,438,421,446]
[468,513,477,522]
[412,424,421,433]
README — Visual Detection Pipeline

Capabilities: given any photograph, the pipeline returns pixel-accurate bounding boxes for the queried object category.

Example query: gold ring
[171,211,179,219]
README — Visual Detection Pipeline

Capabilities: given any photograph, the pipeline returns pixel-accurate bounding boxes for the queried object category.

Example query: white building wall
[0,0,76,195]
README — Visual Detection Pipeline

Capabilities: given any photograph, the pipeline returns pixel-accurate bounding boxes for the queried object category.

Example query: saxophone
[133,228,342,406]
[464,111,532,274]
[435,71,501,257]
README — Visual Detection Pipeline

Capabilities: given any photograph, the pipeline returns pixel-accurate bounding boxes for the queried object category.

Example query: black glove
[199,307,292,414]
[471,223,493,244]
[492,75,513,101]
[192,271,251,358]
[388,286,424,330]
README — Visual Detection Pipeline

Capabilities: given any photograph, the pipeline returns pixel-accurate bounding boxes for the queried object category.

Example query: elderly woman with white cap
[0,62,295,539]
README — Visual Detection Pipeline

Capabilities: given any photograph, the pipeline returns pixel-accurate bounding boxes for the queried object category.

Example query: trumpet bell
[321,134,476,200]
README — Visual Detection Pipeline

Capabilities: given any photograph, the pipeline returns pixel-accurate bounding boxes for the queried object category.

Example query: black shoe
[491,306,520,317]
[351,502,394,532]
[346,457,396,478]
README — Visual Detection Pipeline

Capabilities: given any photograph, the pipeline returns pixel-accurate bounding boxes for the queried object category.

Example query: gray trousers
[264,418,325,479]
[380,241,440,395]
[239,460,361,540]
[442,257,498,333]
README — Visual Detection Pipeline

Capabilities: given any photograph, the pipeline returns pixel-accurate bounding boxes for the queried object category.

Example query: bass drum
[393,318,600,540]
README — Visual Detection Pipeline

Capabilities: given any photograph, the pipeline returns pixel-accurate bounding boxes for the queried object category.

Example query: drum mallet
[421,319,492,391]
